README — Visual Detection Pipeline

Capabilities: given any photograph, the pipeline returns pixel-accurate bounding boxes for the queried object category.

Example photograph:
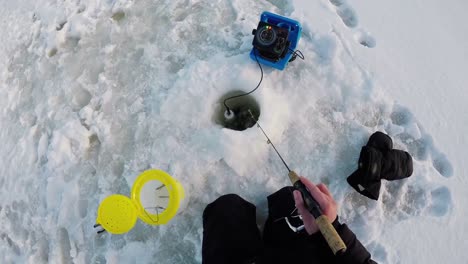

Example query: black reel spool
[252,21,291,62]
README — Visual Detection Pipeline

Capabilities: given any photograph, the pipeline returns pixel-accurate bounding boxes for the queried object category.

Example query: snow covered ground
[0,0,466,263]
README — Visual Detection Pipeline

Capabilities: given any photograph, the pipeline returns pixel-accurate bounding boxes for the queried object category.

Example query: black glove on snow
[347,132,413,200]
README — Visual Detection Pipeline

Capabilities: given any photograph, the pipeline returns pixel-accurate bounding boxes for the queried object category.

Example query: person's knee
[203,194,253,220]
[213,193,245,206]
[204,194,244,213]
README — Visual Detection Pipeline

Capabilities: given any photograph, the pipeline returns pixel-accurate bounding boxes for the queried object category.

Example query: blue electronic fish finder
[222,12,304,120]
[250,12,303,70]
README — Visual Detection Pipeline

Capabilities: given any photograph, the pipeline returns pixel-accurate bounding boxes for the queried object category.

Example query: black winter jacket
[259,217,377,263]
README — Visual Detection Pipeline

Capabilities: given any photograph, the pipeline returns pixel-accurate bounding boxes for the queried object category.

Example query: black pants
[202,187,321,264]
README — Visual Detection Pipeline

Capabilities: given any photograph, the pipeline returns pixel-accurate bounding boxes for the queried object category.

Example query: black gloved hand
[347,132,413,200]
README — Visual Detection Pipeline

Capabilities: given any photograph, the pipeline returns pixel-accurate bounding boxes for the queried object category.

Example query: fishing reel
[277,214,305,233]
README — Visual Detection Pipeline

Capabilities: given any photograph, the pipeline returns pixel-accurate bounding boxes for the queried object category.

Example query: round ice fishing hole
[214,90,261,131]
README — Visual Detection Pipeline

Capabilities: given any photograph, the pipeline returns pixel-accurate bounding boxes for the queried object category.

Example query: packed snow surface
[0,0,467,263]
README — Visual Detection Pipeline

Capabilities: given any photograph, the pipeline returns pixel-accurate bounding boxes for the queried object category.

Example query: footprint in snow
[355,31,376,48]
[379,104,454,219]
[429,186,451,217]
[336,4,359,28]
[328,0,377,48]
[389,104,454,178]
[329,0,345,6]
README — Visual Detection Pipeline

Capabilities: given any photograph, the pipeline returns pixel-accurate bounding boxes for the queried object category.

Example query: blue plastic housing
[250,12,302,71]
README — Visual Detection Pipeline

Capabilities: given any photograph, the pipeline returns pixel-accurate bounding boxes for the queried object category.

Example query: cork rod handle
[316,215,347,255]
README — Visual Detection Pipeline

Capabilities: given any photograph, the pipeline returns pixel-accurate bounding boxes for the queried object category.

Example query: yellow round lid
[96,194,138,234]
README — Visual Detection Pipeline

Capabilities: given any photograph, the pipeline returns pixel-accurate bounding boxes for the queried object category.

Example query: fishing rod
[248,110,347,255]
